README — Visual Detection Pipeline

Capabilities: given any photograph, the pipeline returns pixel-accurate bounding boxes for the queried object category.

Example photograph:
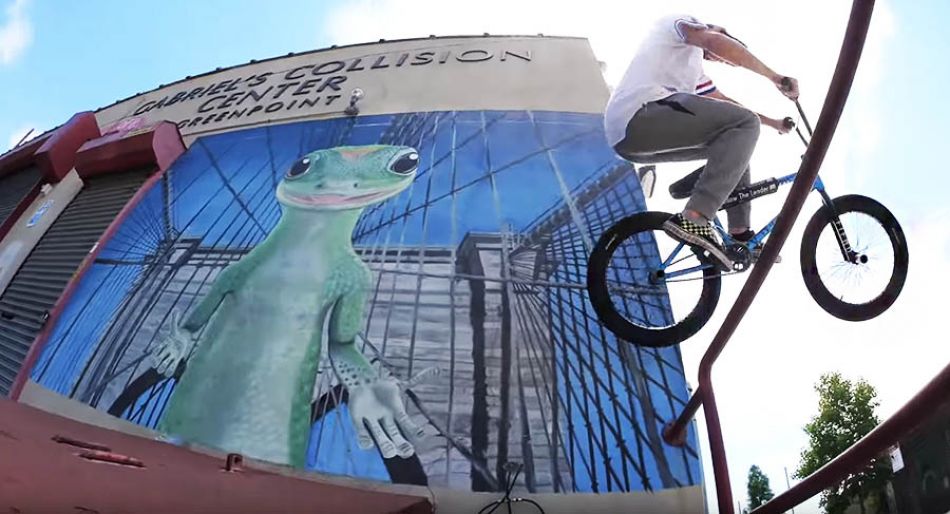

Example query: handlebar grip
[783,116,796,130]
[780,76,793,91]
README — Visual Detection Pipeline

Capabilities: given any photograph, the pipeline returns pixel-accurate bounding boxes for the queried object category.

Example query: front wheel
[587,211,722,347]
[800,194,908,321]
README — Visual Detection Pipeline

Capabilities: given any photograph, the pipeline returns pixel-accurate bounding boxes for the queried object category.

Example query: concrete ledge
[18,380,160,440]
[17,381,705,513]
[1,395,433,513]
[17,380,433,499]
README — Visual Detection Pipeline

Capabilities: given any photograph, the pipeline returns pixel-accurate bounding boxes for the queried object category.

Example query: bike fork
[816,185,857,263]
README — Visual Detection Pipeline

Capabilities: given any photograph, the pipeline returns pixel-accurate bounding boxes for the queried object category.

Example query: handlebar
[780,76,794,92]
[779,77,812,145]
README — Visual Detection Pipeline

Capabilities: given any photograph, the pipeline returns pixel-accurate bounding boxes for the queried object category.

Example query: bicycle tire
[587,211,721,347]
[800,194,908,321]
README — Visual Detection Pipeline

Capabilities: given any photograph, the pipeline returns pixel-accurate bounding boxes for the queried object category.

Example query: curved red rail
[660,1,881,512]
[754,363,950,513]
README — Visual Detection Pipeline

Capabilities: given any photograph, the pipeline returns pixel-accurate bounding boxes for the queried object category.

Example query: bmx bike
[586,92,909,348]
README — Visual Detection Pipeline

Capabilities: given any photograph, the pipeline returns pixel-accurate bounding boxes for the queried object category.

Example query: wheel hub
[848,252,869,264]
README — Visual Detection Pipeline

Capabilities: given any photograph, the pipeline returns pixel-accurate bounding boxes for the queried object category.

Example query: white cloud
[321,2,922,513]
[0,0,31,65]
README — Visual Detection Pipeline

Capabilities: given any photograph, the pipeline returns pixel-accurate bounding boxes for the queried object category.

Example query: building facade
[0,36,703,508]
[891,400,950,513]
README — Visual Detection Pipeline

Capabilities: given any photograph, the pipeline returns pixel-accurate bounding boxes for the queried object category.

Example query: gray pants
[613,93,760,230]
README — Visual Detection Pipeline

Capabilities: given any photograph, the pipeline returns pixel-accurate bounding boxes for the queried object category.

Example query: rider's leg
[615,94,760,268]
[683,109,759,230]
[726,166,751,234]
[631,158,751,232]
[615,94,759,225]
[615,147,711,224]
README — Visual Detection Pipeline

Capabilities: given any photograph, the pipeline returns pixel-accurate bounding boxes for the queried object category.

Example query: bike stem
[781,81,813,147]
[795,99,814,137]
[795,126,810,147]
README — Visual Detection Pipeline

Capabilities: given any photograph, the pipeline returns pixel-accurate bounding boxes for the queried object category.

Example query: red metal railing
[653,1,936,512]
[754,362,950,513]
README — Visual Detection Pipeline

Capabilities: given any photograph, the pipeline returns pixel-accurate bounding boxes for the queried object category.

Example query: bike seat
[669,166,705,200]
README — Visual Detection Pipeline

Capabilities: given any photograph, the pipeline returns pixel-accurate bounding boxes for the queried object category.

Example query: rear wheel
[800,195,908,321]
[587,212,721,347]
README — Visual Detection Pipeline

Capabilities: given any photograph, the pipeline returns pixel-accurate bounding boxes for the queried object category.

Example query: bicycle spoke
[665,252,702,270]
[601,224,721,330]
[815,210,894,305]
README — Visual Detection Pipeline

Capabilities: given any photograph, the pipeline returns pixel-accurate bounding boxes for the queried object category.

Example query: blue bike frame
[657,172,839,279]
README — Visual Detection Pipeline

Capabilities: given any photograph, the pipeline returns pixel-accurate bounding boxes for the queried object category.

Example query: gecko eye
[286,155,316,180]
[389,151,419,175]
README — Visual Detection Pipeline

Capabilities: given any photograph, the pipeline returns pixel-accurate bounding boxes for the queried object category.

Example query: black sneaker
[663,214,734,271]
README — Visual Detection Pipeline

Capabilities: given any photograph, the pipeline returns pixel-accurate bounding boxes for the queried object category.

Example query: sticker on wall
[30,112,701,494]
[26,199,54,227]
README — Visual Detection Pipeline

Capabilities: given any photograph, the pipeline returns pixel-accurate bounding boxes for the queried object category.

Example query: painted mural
[30,111,701,493]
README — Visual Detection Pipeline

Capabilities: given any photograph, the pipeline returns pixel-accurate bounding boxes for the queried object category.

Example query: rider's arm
[705,89,789,133]
[678,22,798,99]
[705,89,749,108]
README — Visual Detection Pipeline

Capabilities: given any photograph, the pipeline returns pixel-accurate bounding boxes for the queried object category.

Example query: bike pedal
[693,250,731,273]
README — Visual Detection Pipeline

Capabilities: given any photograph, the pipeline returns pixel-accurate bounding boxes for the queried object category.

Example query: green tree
[795,373,892,513]
[747,464,775,509]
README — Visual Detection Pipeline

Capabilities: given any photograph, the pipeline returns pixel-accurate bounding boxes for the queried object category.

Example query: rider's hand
[765,116,792,135]
[773,75,800,100]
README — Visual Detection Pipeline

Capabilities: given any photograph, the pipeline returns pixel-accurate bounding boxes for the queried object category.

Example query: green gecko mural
[149,145,425,467]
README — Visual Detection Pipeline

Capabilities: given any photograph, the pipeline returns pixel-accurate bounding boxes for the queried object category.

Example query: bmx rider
[604,14,799,270]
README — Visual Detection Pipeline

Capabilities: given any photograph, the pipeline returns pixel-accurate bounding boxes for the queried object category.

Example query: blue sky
[866,0,949,219]
[0,0,334,146]
[2,0,947,220]
[2,1,948,511]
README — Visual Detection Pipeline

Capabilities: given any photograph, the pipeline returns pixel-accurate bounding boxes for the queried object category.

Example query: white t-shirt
[604,14,717,147]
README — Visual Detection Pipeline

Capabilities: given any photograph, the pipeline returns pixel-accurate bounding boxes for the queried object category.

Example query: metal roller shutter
[0,169,152,396]
[0,166,43,229]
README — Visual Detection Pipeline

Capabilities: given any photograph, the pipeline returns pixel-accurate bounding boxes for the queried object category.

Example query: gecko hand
[348,375,425,459]
[150,310,196,377]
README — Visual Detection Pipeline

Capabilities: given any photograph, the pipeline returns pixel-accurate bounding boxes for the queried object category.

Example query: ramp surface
[0,399,432,513]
